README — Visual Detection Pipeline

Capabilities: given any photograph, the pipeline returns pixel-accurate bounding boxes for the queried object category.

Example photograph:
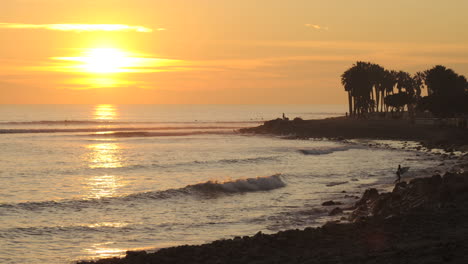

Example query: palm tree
[341,69,354,116]
[419,65,468,116]
[341,61,375,116]
[370,64,386,112]
[381,70,398,112]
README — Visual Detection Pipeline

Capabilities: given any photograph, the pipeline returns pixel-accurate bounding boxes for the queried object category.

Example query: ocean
[0,104,442,264]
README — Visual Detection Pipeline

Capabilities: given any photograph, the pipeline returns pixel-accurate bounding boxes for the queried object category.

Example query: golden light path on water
[86,105,123,198]
[82,105,128,258]
[93,104,118,120]
[85,141,125,198]
[87,143,123,169]
[84,242,127,260]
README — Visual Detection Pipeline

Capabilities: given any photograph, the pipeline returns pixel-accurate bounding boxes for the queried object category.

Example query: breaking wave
[186,174,285,193]
[326,181,348,187]
[298,146,356,155]
[0,175,285,211]
[193,156,280,165]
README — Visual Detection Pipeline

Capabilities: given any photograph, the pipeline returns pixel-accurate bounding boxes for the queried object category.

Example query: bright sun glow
[50,47,185,88]
[52,47,182,75]
[80,48,135,74]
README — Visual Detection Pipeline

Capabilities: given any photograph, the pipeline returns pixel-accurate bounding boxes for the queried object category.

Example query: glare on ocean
[85,174,125,199]
[93,104,118,120]
[84,242,127,259]
[86,143,123,169]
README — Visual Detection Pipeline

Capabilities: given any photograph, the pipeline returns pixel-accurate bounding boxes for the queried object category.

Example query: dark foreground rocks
[78,172,468,264]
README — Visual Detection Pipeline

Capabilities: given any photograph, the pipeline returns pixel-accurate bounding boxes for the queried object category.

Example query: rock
[329,207,343,216]
[322,200,342,206]
[355,188,379,207]
[254,231,263,238]
[125,251,147,258]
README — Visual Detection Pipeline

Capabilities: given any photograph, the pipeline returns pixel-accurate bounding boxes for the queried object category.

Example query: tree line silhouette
[341,62,468,118]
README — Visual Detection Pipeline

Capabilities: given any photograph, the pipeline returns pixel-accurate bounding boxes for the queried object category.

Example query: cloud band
[0,23,154,33]
[305,24,329,31]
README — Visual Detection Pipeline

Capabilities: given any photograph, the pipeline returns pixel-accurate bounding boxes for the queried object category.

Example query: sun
[80,48,133,74]
[49,46,184,89]
[52,48,182,76]
[53,47,142,74]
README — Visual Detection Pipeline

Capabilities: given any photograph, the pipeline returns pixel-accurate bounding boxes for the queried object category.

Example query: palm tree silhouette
[342,62,375,116]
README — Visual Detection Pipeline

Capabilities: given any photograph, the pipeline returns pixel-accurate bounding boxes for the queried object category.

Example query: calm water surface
[0,105,440,263]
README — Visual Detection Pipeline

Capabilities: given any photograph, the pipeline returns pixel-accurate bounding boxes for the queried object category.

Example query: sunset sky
[1,0,468,104]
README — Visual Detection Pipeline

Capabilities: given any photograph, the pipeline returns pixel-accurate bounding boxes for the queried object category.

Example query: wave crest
[0,175,285,211]
[299,146,355,155]
[188,174,285,193]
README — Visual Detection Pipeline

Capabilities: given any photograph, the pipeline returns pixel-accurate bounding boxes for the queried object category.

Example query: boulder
[322,200,342,206]
[329,207,343,216]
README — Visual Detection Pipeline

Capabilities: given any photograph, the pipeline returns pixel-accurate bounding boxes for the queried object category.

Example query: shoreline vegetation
[341,63,468,118]
[78,117,468,264]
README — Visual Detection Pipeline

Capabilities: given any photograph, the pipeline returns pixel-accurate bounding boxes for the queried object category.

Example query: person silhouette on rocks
[395,164,402,184]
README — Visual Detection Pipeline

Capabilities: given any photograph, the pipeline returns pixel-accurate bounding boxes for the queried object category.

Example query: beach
[3,1,468,263]
[4,104,399,264]
[77,117,468,264]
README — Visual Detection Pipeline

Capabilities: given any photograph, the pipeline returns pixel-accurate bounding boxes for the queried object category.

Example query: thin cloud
[0,23,153,33]
[305,24,329,31]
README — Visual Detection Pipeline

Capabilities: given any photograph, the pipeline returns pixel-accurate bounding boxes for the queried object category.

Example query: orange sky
[1,0,468,104]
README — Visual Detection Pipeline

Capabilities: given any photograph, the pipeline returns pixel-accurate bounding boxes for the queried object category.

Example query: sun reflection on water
[85,242,127,259]
[84,142,126,198]
[87,222,129,228]
[86,174,124,199]
[94,104,118,121]
[87,143,123,169]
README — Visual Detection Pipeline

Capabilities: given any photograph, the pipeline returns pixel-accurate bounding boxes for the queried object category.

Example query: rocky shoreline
[78,170,468,264]
[77,118,468,264]
[239,117,468,152]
